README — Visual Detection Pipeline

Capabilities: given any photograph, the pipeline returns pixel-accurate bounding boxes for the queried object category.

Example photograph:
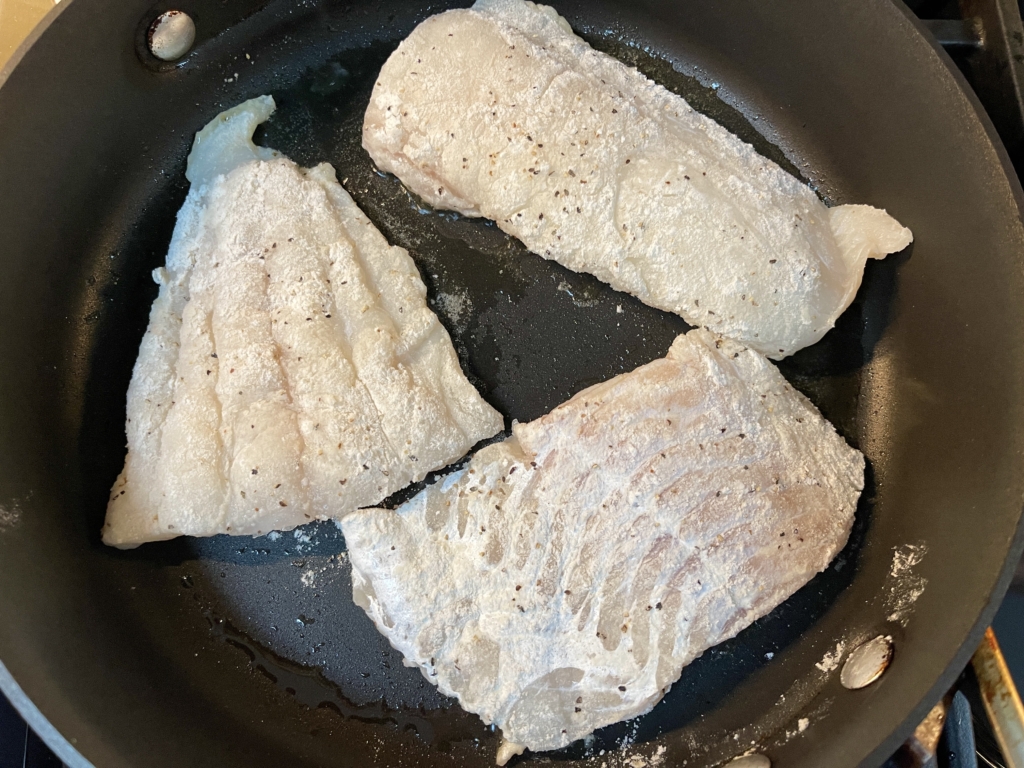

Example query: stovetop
[2,2,1024,767]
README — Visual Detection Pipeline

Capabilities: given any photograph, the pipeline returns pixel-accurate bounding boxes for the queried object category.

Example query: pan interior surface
[0,1,1022,767]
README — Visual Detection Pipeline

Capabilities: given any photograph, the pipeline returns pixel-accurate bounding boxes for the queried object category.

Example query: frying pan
[1,0,1023,766]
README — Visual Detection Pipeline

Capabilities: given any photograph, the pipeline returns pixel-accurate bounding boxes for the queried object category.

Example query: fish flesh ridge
[103,96,503,548]
[362,0,913,359]
[342,329,864,757]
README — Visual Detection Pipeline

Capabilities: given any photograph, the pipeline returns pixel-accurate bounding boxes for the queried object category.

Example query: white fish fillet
[103,96,503,549]
[362,0,913,359]
[342,329,863,755]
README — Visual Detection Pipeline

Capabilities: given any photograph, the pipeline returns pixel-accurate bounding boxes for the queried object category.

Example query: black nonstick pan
[2,0,1024,766]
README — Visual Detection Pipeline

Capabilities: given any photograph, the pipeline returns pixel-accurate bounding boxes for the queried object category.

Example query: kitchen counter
[0,0,57,71]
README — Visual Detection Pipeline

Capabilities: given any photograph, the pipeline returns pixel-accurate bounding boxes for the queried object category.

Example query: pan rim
[0,0,69,91]
[0,0,99,760]
[0,660,92,767]
[851,1,1024,763]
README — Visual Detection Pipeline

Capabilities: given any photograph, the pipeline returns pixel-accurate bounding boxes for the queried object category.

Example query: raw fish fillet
[103,96,503,548]
[362,0,913,359]
[342,329,863,756]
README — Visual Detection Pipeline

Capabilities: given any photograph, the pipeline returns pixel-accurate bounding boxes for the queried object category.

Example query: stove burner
[913,0,1024,175]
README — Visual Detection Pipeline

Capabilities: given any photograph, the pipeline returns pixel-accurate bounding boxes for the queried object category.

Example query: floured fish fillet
[362,0,913,359]
[103,96,503,549]
[342,329,863,757]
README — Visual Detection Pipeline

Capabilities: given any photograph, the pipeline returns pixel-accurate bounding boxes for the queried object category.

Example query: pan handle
[972,626,1024,768]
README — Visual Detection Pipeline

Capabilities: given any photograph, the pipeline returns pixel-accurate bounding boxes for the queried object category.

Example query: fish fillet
[103,96,503,549]
[362,0,913,359]
[342,329,863,755]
